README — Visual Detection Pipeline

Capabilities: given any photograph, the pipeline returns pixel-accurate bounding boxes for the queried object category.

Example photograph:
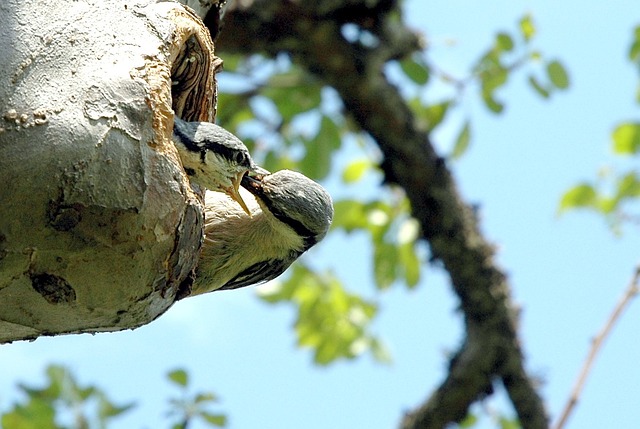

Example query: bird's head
[241,170,334,249]
[172,117,269,215]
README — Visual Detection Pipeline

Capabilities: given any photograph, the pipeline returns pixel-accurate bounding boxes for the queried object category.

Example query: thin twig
[553,264,640,429]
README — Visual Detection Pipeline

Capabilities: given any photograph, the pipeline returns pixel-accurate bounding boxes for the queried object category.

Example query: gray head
[241,170,333,249]
[172,116,269,214]
[172,117,257,168]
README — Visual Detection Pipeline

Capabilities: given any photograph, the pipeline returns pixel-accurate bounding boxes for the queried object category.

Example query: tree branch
[553,265,640,429]
[215,1,548,427]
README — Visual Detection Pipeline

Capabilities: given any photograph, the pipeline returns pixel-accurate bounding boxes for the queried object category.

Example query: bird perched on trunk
[190,169,333,295]
[172,116,268,215]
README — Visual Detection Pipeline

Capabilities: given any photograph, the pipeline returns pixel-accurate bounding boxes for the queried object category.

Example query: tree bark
[0,0,218,343]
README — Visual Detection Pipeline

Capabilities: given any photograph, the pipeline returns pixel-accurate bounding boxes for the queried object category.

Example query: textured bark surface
[0,0,218,343]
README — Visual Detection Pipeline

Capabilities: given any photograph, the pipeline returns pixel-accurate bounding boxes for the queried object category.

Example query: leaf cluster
[399,14,569,161]
[1,365,133,429]
[559,25,640,231]
[0,366,226,429]
[213,14,571,367]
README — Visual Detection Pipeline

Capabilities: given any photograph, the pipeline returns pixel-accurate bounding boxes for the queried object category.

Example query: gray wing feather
[218,257,294,291]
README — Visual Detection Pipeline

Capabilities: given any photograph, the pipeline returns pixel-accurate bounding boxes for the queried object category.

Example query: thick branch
[216,1,548,427]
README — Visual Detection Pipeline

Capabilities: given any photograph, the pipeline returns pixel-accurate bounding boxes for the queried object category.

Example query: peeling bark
[0,0,219,343]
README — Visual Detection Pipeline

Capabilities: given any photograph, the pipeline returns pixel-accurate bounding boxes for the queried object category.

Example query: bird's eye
[234,151,247,165]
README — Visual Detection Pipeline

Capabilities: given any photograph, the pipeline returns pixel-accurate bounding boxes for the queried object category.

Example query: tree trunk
[0,0,219,343]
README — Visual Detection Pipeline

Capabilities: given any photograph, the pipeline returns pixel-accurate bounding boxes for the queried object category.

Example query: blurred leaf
[195,393,218,404]
[496,32,514,51]
[303,115,341,180]
[1,399,58,429]
[629,25,640,61]
[263,71,322,121]
[399,57,430,85]
[374,242,399,289]
[527,75,550,98]
[558,183,597,213]
[597,196,617,214]
[167,369,189,388]
[342,159,371,183]
[98,394,136,420]
[482,93,504,113]
[615,172,640,199]
[370,338,393,364]
[612,122,640,154]
[410,99,452,131]
[478,58,507,114]
[200,412,227,427]
[546,60,570,89]
[332,200,369,231]
[451,120,471,159]
[499,416,522,429]
[259,265,385,365]
[4,365,134,429]
[216,92,254,129]
[399,242,421,288]
[459,413,479,428]
[519,14,536,42]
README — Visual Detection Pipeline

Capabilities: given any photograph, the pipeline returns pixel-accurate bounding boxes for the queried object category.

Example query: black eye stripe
[262,200,317,250]
[174,124,248,165]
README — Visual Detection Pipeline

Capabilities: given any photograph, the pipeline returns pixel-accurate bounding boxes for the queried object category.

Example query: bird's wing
[218,257,294,291]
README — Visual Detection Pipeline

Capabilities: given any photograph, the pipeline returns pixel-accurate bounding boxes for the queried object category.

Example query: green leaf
[263,71,322,121]
[265,265,384,365]
[374,242,398,289]
[194,393,218,404]
[558,183,597,213]
[527,75,550,98]
[496,32,514,52]
[342,159,371,183]
[399,57,430,85]
[616,172,640,199]
[370,338,393,364]
[215,93,254,129]
[332,200,368,231]
[482,93,504,113]
[612,122,640,154]
[399,242,420,287]
[519,14,536,42]
[451,120,471,159]
[200,412,227,427]
[459,413,479,428]
[629,26,640,61]
[167,369,189,387]
[410,99,451,131]
[1,399,58,429]
[499,416,522,429]
[98,396,136,420]
[303,115,341,180]
[546,60,570,89]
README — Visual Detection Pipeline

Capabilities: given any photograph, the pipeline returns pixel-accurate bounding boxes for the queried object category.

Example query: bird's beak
[226,171,252,217]
[240,173,265,197]
[250,165,271,178]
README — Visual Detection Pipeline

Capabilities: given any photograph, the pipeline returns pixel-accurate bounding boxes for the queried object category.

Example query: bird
[189,169,334,295]
[172,116,269,215]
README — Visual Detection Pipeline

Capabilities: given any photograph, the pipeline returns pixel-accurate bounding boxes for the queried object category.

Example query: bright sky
[2,1,639,429]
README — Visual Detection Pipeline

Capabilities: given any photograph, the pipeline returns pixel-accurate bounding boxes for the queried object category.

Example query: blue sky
[2,1,640,429]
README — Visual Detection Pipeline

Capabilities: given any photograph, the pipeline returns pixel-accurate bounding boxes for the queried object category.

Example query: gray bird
[172,116,269,215]
[190,169,334,295]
